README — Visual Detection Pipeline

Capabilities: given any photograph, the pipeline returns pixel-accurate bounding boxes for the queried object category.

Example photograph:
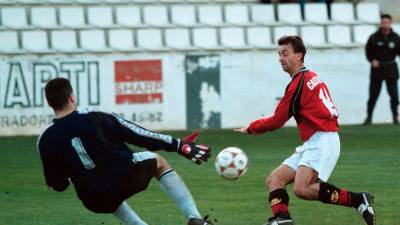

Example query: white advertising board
[0,49,396,136]
[0,54,186,136]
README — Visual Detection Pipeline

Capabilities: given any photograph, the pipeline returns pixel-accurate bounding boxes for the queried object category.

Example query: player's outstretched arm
[177,131,212,165]
[233,125,250,134]
[98,112,211,163]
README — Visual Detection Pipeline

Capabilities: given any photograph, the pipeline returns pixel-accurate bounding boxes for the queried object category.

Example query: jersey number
[71,137,96,169]
[319,88,338,118]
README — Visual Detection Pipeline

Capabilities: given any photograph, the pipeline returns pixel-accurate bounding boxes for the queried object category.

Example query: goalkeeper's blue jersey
[37,110,179,211]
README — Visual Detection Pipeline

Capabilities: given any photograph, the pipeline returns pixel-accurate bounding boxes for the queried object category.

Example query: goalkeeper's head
[45,78,77,112]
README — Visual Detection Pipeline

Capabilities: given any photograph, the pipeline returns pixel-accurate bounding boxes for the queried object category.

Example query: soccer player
[234,36,375,225]
[37,78,212,225]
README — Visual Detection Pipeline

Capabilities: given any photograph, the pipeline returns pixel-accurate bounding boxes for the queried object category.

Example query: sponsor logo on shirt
[389,41,395,49]
[306,76,323,90]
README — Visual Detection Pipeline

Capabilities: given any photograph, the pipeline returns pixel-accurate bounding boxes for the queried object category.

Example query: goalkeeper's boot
[188,215,212,225]
[357,192,376,225]
[264,212,294,225]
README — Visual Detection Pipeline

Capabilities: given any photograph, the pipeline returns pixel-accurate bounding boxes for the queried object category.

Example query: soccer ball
[215,147,248,180]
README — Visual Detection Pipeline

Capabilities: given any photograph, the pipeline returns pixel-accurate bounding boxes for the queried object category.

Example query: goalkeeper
[37,78,212,225]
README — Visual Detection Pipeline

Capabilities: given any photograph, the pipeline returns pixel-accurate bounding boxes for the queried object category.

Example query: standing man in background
[364,14,400,125]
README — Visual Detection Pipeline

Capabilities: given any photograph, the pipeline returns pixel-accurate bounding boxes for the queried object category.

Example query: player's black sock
[269,188,290,218]
[318,182,363,208]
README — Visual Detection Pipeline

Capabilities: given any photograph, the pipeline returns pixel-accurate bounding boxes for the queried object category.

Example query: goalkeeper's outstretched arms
[95,112,211,165]
[177,130,212,165]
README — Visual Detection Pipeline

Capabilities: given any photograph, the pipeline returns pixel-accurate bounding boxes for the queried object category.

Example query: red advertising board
[114,60,163,104]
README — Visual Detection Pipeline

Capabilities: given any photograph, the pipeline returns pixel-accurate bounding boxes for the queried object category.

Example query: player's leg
[266,165,296,192]
[112,201,148,225]
[292,166,319,200]
[292,166,375,225]
[295,132,375,225]
[111,151,161,225]
[264,159,297,224]
[317,181,375,225]
[365,76,383,124]
[292,131,340,202]
[155,155,209,225]
[385,78,399,124]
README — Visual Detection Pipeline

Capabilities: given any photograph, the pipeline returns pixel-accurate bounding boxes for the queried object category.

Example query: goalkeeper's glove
[178,130,211,165]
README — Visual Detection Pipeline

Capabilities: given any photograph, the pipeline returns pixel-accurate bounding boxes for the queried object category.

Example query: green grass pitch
[0,125,399,225]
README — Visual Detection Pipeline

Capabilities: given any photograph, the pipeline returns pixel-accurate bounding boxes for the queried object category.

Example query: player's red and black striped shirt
[248,67,339,141]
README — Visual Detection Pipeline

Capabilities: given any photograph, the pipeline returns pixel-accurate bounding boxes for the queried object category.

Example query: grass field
[0,124,399,225]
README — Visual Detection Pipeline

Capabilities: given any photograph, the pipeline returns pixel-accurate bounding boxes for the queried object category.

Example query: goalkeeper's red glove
[178,130,211,165]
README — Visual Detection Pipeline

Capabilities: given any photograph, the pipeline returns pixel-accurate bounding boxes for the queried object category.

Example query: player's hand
[372,59,379,68]
[178,131,211,165]
[234,125,250,134]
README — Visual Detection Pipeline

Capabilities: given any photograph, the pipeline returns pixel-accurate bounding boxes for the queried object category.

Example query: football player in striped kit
[235,36,375,225]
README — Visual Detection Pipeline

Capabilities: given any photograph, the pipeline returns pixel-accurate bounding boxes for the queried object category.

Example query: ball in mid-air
[215,147,248,180]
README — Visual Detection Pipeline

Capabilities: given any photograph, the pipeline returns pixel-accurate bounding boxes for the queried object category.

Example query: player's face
[380,18,392,33]
[278,44,302,74]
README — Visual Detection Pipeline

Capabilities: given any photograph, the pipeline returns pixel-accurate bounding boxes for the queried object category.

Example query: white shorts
[282,131,340,182]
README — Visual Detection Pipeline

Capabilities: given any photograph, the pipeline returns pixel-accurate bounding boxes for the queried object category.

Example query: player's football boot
[188,215,212,225]
[357,192,375,225]
[264,212,294,225]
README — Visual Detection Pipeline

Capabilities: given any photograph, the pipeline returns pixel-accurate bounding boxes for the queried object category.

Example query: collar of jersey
[291,66,308,80]
[53,110,78,123]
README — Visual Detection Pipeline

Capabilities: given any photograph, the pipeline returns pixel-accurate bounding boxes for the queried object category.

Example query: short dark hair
[381,14,392,20]
[45,77,73,110]
[277,35,306,61]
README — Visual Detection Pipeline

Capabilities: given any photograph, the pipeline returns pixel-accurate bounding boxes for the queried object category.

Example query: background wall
[0,49,396,136]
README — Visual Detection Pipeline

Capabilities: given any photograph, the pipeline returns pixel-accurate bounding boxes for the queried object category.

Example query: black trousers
[366,75,399,121]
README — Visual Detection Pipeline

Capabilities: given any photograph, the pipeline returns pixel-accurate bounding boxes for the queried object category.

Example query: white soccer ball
[215,147,248,180]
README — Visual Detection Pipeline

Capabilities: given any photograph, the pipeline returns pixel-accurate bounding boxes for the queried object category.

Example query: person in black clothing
[37,78,212,225]
[364,14,400,125]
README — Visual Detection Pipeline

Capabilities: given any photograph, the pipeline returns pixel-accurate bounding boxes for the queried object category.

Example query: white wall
[0,49,397,136]
[221,49,395,128]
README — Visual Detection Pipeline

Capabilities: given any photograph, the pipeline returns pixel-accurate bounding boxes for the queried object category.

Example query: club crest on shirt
[389,41,395,49]
[331,190,339,203]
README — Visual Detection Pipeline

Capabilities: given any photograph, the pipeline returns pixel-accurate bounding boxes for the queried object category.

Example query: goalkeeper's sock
[112,201,147,225]
[269,188,290,217]
[159,169,202,220]
[318,182,363,208]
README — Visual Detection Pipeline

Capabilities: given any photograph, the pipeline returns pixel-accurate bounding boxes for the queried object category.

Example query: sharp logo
[114,60,163,104]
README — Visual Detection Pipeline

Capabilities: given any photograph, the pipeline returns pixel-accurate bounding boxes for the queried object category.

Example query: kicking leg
[112,201,147,225]
[318,181,375,225]
[293,166,375,225]
[155,155,208,225]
